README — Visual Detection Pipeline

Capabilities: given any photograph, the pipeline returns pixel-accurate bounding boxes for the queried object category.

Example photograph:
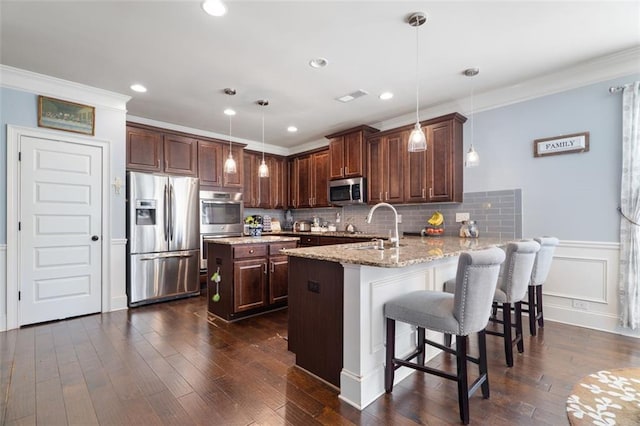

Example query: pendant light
[257,100,269,178]
[407,12,427,153]
[464,68,480,168]
[223,108,237,174]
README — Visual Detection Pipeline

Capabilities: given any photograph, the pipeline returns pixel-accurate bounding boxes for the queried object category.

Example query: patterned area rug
[566,368,640,425]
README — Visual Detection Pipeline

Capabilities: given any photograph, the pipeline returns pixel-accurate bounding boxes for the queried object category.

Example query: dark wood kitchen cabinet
[207,240,297,321]
[367,130,406,204]
[404,113,466,203]
[126,125,164,172]
[326,125,379,180]
[290,149,329,208]
[198,140,243,189]
[163,134,198,176]
[243,150,286,208]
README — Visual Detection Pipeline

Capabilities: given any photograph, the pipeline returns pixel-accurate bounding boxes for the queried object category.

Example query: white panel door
[19,135,103,325]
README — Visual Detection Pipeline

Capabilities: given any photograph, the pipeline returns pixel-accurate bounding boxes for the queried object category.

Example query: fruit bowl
[421,225,445,237]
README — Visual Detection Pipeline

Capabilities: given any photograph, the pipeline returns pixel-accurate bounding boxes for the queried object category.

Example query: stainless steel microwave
[328,177,366,206]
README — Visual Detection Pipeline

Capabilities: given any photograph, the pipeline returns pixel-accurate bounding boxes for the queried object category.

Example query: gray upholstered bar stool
[384,246,505,425]
[522,237,559,336]
[444,240,540,367]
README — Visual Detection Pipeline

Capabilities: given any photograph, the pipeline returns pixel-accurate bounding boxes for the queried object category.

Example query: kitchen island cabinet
[206,236,298,321]
[282,236,512,409]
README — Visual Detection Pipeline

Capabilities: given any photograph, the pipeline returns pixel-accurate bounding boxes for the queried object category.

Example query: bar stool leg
[528,285,537,336]
[515,301,524,353]
[417,327,426,366]
[385,318,396,393]
[536,285,544,328]
[478,330,489,398]
[455,335,470,425]
[502,302,514,367]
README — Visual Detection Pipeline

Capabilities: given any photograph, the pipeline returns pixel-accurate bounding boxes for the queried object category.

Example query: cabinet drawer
[298,235,320,246]
[233,244,268,259]
[269,241,298,255]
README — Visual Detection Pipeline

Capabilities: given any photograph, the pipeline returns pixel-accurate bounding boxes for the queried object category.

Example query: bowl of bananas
[422,211,445,237]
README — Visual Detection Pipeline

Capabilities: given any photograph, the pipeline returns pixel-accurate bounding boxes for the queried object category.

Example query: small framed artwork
[38,96,95,135]
[533,132,589,157]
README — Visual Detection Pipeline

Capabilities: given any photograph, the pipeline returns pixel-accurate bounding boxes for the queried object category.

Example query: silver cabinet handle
[271,261,275,273]
[379,192,382,200]
[429,188,433,197]
[422,188,425,198]
[264,263,268,275]
[385,191,388,200]
[345,166,348,174]
[249,249,254,254]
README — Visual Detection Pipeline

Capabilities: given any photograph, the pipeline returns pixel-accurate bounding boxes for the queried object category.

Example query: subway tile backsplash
[246,189,522,239]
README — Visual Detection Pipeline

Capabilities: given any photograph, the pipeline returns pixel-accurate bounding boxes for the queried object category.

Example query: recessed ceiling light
[379,92,394,100]
[224,108,236,116]
[130,84,147,93]
[309,58,328,69]
[202,0,227,17]
[287,126,298,133]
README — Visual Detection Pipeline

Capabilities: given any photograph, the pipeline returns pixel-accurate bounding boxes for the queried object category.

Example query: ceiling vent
[336,89,369,103]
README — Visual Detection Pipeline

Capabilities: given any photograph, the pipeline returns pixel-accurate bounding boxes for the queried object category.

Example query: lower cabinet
[207,240,297,321]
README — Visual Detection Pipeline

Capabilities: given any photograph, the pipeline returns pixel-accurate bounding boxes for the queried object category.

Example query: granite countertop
[267,231,387,239]
[203,235,300,245]
[281,236,513,268]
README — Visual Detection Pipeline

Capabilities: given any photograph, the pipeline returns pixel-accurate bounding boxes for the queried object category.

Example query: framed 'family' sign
[533,132,589,157]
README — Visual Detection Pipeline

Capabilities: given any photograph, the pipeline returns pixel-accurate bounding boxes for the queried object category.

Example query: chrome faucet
[365,202,400,248]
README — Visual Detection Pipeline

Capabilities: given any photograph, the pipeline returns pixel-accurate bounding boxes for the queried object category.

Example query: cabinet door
[269,255,289,304]
[405,146,428,203]
[271,156,286,209]
[383,132,405,203]
[256,155,272,208]
[243,152,257,207]
[287,159,297,208]
[312,151,329,207]
[233,258,267,312]
[295,156,312,208]
[344,131,365,177]
[164,134,197,176]
[126,126,163,172]
[328,137,345,179]
[427,121,454,202]
[222,144,243,188]
[367,136,384,204]
[198,140,223,186]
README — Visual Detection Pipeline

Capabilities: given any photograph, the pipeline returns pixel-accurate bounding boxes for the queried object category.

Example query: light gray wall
[463,74,638,242]
[0,88,38,243]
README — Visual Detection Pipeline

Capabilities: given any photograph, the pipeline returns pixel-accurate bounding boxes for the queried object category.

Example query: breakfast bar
[282,236,511,410]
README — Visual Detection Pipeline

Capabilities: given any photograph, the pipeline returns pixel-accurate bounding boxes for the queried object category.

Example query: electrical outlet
[397,214,402,223]
[455,212,470,222]
[572,300,589,310]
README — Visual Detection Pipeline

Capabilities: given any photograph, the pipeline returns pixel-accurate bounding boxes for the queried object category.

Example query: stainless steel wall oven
[199,190,244,269]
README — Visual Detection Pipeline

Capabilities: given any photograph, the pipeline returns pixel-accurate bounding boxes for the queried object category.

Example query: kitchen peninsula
[282,236,512,410]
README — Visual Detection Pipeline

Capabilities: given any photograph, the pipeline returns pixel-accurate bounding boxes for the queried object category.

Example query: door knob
[91,235,99,241]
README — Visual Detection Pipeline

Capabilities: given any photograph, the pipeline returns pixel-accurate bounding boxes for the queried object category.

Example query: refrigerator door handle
[138,253,195,261]
[163,184,169,242]
[169,184,174,241]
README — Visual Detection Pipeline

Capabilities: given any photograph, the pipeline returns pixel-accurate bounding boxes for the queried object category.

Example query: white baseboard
[0,244,6,332]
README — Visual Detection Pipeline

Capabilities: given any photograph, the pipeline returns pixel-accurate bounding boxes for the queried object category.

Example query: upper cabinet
[369,112,466,204]
[326,125,379,180]
[126,125,164,172]
[289,149,330,208]
[127,122,245,189]
[243,150,287,209]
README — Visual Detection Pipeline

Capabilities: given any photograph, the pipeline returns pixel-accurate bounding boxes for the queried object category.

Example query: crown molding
[374,46,640,131]
[127,114,290,157]
[0,64,130,111]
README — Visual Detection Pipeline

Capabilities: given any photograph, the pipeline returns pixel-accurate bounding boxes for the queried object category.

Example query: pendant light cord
[228,116,233,152]
[415,22,420,124]
[261,111,265,161]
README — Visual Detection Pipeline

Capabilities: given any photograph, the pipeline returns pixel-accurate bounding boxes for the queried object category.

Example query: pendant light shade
[407,12,427,153]
[223,111,237,174]
[463,67,480,168]
[257,100,269,178]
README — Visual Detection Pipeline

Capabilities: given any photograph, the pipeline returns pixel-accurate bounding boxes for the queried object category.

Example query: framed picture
[38,96,95,135]
[533,132,589,157]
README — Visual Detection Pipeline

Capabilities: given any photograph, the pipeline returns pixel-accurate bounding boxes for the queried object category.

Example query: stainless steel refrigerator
[126,171,200,306]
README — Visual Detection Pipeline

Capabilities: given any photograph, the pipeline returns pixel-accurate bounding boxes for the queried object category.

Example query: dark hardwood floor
[1,293,639,425]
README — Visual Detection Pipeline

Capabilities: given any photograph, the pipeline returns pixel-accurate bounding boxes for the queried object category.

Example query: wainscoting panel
[543,241,623,334]
[110,238,128,311]
[0,244,6,332]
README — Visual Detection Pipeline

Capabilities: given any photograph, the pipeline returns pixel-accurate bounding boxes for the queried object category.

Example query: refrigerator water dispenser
[135,200,157,225]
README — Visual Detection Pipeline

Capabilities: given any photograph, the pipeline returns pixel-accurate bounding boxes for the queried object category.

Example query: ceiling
[1,1,639,154]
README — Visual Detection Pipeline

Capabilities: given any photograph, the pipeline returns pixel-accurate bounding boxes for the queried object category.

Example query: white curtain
[619,81,640,329]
